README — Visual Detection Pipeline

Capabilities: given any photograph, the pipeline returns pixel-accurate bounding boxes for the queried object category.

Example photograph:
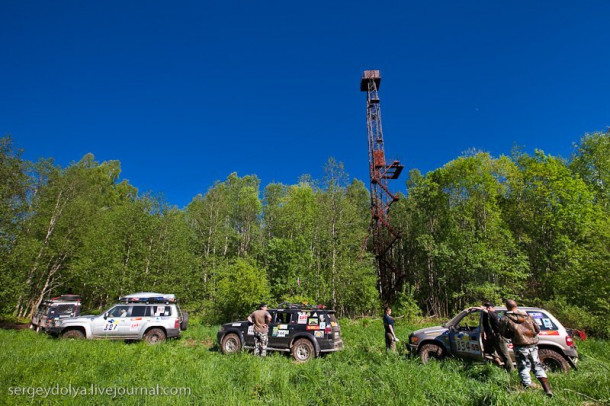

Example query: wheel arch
[61,326,87,338]
[222,329,246,346]
[142,325,167,339]
[537,344,576,369]
[290,333,320,356]
[417,339,450,355]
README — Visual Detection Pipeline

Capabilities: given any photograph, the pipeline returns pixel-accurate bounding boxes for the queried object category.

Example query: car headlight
[219,326,225,332]
[54,320,62,326]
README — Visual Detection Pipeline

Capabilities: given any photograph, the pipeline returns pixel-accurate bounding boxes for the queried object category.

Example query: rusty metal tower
[361,70,404,304]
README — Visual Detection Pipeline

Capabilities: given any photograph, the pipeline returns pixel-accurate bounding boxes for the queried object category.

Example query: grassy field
[0,318,608,405]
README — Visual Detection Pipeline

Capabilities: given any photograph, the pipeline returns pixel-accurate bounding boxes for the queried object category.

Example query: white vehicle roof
[119,292,176,303]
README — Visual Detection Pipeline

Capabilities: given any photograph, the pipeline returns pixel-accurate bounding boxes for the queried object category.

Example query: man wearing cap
[248,303,272,357]
[480,302,514,372]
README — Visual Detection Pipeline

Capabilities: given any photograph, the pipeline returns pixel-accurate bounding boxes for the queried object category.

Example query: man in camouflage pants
[500,299,553,397]
[248,303,272,357]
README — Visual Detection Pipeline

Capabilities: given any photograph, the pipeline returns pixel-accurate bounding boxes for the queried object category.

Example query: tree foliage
[0,133,608,336]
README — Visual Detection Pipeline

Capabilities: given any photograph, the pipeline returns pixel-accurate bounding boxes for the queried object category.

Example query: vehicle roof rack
[276,302,327,310]
[118,292,176,304]
[49,295,81,302]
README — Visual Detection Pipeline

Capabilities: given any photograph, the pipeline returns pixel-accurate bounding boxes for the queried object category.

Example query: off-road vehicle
[408,306,578,372]
[217,303,343,362]
[45,292,188,343]
[30,295,82,332]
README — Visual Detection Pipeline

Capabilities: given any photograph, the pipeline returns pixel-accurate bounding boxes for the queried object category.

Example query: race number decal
[104,321,118,331]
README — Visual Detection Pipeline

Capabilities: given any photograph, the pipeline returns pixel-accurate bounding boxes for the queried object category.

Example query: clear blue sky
[2,1,609,207]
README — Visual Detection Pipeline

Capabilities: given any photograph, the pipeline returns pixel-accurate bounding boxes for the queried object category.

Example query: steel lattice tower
[361,70,404,304]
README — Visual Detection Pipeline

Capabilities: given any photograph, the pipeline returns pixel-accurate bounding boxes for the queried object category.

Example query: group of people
[248,300,553,398]
[384,299,553,398]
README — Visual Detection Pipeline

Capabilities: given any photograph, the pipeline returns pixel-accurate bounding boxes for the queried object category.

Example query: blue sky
[1,1,609,207]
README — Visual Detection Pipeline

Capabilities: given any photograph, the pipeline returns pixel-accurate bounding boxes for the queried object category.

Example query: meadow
[0,318,608,405]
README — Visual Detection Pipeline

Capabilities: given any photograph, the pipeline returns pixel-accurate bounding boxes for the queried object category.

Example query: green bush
[208,258,270,324]
[544,297,609,338]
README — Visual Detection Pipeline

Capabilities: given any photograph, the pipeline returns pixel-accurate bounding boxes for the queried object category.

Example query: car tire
[221,333,242,354]
[180,312,189,331]
[62,329,85,339]
[292,338,315,363]
[144,328,166,344]
[539,348,570,373]
[419,343,446,363]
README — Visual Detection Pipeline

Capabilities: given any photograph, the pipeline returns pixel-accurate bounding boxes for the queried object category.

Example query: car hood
[411,325,448,338]
[59,315,99,323]
[223,320,247,327]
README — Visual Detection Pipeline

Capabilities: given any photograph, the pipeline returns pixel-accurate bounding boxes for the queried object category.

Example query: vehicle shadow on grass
[0,321,29,331]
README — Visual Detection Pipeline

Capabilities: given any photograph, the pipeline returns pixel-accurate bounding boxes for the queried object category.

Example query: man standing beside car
[383,307,398,353]
[480,302,514,373]
[248,303,272,357]
[500,299,553,397]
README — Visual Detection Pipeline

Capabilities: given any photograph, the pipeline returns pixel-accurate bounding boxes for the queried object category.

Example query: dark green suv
[217,304,343,362]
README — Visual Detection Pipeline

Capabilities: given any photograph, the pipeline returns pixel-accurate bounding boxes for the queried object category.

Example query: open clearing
[1,318,608,405]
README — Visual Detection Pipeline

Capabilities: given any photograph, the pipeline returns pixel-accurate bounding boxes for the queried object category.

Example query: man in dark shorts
[383,307,398,352]
[247,303,272,357]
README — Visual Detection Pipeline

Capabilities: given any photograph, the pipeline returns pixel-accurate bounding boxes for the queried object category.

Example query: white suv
[45,292,188,344]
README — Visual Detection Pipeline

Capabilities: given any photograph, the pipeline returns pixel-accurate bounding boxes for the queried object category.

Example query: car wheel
[144,328,166,344]
[419,343,446,363]
[62,329,85,339]
[221,333,242,354]
[539,348,570,373]
[292,338,315,362]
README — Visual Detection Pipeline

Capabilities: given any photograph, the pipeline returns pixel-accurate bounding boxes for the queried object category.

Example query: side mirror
[103,313,108,320]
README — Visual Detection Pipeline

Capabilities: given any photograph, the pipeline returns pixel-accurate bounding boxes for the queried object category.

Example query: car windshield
[443,310,470,328]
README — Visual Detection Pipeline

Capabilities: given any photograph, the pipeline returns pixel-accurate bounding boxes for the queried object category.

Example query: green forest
[1,132,608,336]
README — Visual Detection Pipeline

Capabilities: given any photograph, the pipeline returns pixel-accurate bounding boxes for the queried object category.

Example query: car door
[91,306,117,337]
[269,311,292,349]
[102,305,132,338]
[448,310,484,360]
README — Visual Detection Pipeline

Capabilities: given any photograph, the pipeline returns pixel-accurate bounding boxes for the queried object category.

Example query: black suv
[217,304,343,362]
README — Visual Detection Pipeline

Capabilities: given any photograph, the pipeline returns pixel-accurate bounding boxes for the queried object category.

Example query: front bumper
[45,327,63,336]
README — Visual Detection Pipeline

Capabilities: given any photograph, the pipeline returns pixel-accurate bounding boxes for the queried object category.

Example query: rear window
[527,311,557,330]
[149,305,172,317]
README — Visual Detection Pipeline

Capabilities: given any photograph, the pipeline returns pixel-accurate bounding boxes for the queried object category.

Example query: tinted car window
[131,306,147,317]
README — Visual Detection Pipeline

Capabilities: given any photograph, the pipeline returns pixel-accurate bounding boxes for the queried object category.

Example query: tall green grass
[0,318,608,405]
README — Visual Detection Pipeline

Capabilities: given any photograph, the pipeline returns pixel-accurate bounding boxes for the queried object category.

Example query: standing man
[500,299,553,397]
[248,303,272,357]
[481,302,514,372]
[383,307,398,353]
